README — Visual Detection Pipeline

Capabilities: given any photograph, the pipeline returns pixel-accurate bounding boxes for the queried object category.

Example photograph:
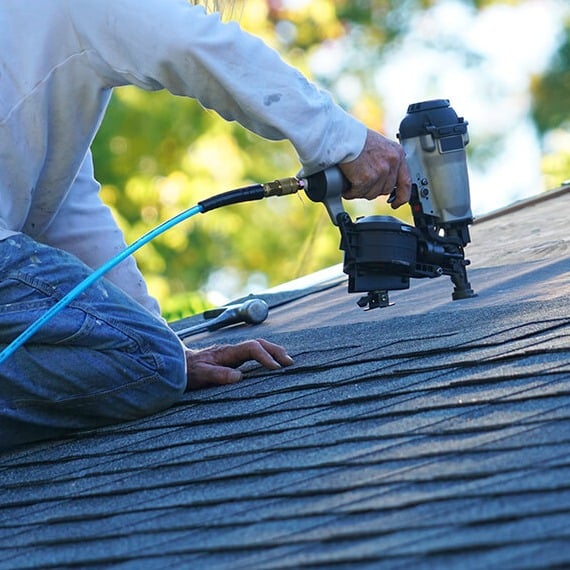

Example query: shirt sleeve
[38,151,163,318]
[67,0,367,175]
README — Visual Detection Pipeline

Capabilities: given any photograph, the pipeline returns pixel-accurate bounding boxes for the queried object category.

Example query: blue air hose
[0,204,202,364]
[0,177,302,365]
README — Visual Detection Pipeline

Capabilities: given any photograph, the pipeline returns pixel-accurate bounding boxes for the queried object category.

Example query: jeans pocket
[0,272,95,345]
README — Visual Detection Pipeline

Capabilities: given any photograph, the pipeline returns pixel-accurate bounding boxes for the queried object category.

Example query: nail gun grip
[303,166,350,227]
[304,167,350,203]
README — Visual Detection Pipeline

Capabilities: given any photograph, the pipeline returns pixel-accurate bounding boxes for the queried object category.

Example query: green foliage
[530,16,570,189]
[91,0,569,321]
[531,23,570,134]
[336,0,437,44]
[91,86,313,314]
[542,152,570,189]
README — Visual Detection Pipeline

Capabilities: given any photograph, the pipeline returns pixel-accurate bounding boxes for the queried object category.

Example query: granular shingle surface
[0,186,569,569]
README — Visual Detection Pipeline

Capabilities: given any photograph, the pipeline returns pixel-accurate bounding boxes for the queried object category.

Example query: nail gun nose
[175,298,269,339]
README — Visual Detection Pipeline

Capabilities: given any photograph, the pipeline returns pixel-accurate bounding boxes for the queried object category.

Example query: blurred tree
[531,22,570,134]
[531,18,570,189]
[91,0,375,318]
[92,0,565,320]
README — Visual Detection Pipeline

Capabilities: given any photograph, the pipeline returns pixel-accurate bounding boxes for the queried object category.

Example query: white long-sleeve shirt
[0,0,367,315]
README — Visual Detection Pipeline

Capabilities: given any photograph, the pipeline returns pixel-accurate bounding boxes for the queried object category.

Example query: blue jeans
[0,234,186,449]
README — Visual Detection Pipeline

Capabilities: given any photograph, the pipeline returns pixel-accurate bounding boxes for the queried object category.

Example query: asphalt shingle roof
[1,185,569,569]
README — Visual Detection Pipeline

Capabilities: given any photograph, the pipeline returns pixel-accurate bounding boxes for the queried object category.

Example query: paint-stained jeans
[0,234,186,449]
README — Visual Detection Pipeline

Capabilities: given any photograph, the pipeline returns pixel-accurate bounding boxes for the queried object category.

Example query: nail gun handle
[303,167,350,226]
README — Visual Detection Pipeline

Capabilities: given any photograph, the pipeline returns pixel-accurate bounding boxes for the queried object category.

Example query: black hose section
[198,184,266,213]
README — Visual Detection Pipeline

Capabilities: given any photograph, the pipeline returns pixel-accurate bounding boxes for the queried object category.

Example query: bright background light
[310,0,569,216]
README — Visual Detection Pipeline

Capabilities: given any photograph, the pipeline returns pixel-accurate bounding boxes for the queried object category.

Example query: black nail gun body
[304,99,477,310]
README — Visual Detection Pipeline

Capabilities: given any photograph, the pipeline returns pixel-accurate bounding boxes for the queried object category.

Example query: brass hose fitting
[262,177,303,197]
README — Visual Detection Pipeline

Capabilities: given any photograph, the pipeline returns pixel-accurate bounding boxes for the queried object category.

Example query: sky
[308,0,569,216]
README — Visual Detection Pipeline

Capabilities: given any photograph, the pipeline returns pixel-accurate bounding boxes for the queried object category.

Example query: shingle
[0,187,569,569]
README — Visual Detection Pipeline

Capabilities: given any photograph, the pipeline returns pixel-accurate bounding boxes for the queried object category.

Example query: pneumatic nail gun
[303,99,477,310]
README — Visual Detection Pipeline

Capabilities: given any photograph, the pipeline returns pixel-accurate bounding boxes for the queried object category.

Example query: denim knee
[0,234,190,444]
[0,322,187,449]
[136,323,187,412]
[74,314,189,421]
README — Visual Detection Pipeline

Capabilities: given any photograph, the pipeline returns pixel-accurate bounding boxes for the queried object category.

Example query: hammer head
[205,298,269,332]
[204,298,269,324]
[233,298,269,324]
[176,298,270,339]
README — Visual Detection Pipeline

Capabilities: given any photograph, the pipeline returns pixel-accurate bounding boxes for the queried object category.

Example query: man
[0,0,411,448]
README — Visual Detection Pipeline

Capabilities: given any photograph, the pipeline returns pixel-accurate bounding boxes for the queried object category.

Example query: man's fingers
[185,339,294,390]
[208,339,293,369]
[186,361,243,390]
[339,129,412,205]
[390,160,413,209]
[254,338,295,367]
[200,363,242,386]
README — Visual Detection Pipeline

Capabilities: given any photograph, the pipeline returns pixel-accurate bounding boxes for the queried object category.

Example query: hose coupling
[263,177,303,197]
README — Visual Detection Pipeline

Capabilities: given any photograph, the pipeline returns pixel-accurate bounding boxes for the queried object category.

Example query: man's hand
[339,129,412,208]
[185,339,294,390]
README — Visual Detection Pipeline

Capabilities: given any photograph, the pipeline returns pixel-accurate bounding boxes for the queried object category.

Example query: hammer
[175,298,269,339]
